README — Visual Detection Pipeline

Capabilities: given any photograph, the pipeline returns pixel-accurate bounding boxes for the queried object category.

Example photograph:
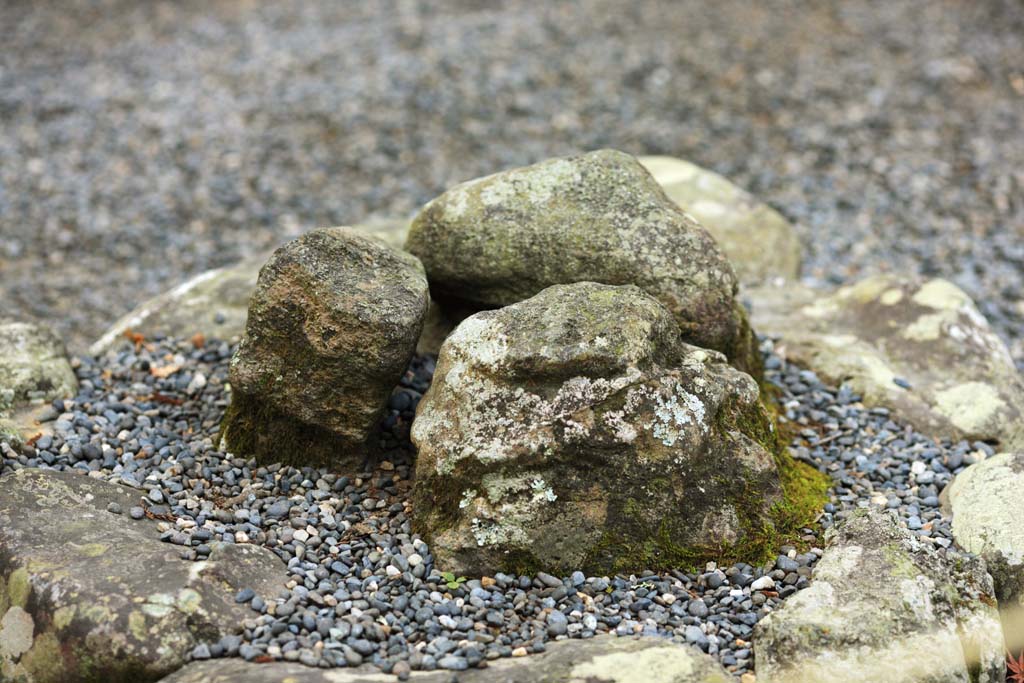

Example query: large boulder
[0,321,78,446]
[748,275,1024,448]
[219,227,430,468]
[944,451,1024,650]
[0,469,287,683]
[754,508,1004,683]
[404,149,761,377]
[639,156,801,284]
[159,635,734,683]
[411,282,823,576]
[89,219,412,354]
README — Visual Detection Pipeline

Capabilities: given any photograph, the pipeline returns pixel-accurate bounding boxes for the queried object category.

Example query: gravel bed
[2,0,1024,365]
[0,336,987,677]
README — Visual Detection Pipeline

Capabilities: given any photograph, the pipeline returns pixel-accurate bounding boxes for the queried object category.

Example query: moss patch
[218,390,369,470]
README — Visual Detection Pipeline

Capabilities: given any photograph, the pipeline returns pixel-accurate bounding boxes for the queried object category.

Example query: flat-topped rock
[405,149,761,376]
[412,282,824,576]
[748,275,1024,448]
[220,226,429,468]
[159,635,734,683]
[639,155,801,284]
[0,469,287,683]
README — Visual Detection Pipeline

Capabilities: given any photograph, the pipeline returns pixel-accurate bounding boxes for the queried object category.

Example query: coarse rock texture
[412,282,824,576]
[220,227,430,468]
[159,635,734,683]
[0,321,78,446]
[404,149,761,377]
[638,156,801,284]
[753,507,1004,683]
[0,322,78,415]
[749,275,1024,448]
[0,468,288,683]
[944,451,1024,650]
[89,220,412,356]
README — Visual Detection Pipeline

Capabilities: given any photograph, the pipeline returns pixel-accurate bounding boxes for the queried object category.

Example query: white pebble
[751,576,775,591]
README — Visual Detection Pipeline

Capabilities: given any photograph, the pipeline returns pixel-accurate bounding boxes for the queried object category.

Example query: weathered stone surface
[944,451,1024,650]
[411,282,812,576]
[220,226,429,467]
[89,219,411,355]
[754,508,1004,683]
[0,321,78,447]
[639,155,801,284]
[748,275,1024,448]
[0,321,77,416]
[159,635,733,682]
[405,149,761,376]
[0,469,287,683]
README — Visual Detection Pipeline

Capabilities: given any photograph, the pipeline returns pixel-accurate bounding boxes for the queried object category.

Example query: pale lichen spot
[458,489,477,509]
[903,312,948,341]
[911,279,969,311]
[569,646,696,683]
[879,288,904,306]
[0,606,34,660]
[648,383,707,446]
[933,382,1006,435]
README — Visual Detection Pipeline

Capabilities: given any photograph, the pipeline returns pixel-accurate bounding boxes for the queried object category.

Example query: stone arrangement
[1,150,1020,683]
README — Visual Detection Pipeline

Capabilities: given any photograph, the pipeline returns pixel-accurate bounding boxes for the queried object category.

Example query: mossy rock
[220,226,429,468]
[405,149,761,378]
[0,321,77,416]
[411,282,822,576]
[748,276,1024,448]
[0,469,287,683]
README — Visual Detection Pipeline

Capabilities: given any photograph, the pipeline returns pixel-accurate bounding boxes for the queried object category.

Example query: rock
[0,321,78,446]
[944,451,1024,650]
[638,155,801,284]
[748,275,1024,448]
[411,282,822,576]
[219,226,430,467]
[754,507,1005,683]
[88,219,411,355]
[0,469,287,683]
[405,149,761,376]
[0,321,77,416]
[159,635,734,682]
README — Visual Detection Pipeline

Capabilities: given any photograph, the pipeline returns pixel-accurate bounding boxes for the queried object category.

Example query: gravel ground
[0,336,988,677]
[2,0,1023,364]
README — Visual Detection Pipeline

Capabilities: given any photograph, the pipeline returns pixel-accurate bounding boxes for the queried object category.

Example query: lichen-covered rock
[0,469,287,683]
[0,321,77,416]
[89,219,412,355]
[638,156,801,284]
[220,227,429,467]
[411,282,816,576]
[754,508,1004,683]
[748,275,1024,448]
[405,149,761,376]
[159,635,733,683]
[944,451,1024,650]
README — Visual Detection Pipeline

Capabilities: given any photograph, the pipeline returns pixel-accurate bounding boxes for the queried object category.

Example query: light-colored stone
[639,155,801,284]
[159,635,734,682]
[405,149,761,376]
[89,219,412,355]
[220,226,429,468]
[945,451,1024,650]
[754,508,1004,683]
[0,321,77,416]
[0,469,287,683]
[411,282,807,576]
[747,275,1024,448]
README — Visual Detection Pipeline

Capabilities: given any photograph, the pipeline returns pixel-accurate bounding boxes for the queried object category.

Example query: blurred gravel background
[2,0,1023,363]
